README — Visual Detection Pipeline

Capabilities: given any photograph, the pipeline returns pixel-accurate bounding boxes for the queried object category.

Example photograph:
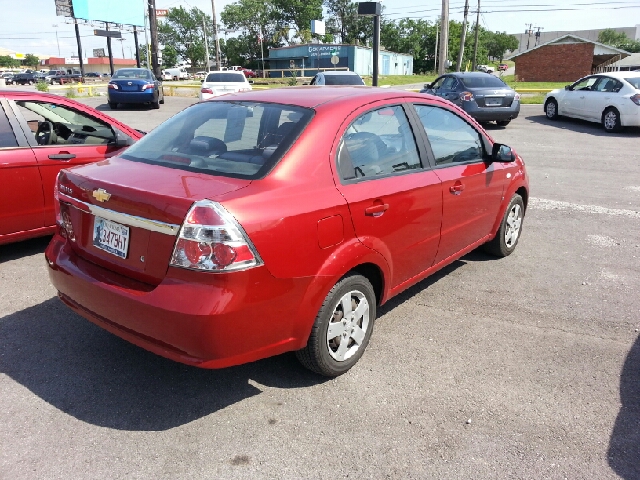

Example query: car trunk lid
[471,88,515,107]
[57,157,251,285]
[111,78,150,92]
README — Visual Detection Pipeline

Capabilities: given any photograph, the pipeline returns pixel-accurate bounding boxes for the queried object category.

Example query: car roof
[205,86,428,109]
[596,71,640,79]
[447,71,498,78]
[320,71,361,76]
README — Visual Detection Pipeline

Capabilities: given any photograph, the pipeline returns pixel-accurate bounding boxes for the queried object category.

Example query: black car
[12,71,47,85]
[421,72,520,127]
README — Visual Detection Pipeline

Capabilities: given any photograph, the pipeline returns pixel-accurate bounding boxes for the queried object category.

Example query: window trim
[407,102,493,170]
[335,102,429,185]
[0,99,30,148]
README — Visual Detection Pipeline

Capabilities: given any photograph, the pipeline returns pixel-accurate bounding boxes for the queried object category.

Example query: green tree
[324,0,372,45]
[273,0,323,43]
[161,44,178,68]
[158,6,214,69]
[23,54,40,69]
[485,31,519,62]
[0,55,19,68]
[598,29,640,53]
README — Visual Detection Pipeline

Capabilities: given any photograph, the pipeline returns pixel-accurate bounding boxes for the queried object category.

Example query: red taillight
[631,94,640,106]
[514,93,521,101]
[170,200,262,272]
[201,88,213,94]
[239,87,251,92]
[58,202,75,241]
[141,83,155,91]
[460,91,474,102]
[108,83,118,90]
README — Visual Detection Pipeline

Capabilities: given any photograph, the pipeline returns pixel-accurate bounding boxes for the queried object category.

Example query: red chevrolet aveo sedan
[46,87,529,376]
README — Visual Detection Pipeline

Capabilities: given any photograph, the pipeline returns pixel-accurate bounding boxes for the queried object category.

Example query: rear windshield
[120,101,314,179]
[625,77,640,89]
[205,72,246,83]
[113,69,153,80]
[325,74,365,86]
[460,76,508,88]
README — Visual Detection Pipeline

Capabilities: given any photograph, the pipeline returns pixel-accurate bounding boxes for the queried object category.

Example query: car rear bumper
[108,90,156,104]
[45,234,311,368]
[462,102,521,121]
[621,109,640,127]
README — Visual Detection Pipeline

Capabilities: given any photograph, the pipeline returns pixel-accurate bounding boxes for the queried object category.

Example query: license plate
[485,97,503,106]
[92,217,130,258]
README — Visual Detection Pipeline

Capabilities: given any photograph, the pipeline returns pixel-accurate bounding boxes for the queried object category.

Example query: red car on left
[0,91,142,245]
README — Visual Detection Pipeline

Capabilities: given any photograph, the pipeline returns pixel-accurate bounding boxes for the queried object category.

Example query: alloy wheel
[604,111,617,131]
[546,102,556,118]
[504,203,523,248]
[326,290,370,362]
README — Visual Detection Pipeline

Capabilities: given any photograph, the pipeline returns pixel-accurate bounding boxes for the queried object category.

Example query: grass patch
[363,74,436,87]
[35,80,49,92]
[520,94,546,104]
[65,88,77,98]
[499,74,566,90]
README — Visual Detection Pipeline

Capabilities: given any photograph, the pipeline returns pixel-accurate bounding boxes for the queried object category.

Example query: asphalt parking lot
[1,101,639,479]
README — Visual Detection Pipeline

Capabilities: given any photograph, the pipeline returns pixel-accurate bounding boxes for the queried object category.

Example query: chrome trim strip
[62,195,180,236]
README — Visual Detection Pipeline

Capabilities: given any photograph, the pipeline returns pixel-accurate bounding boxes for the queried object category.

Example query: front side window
[414,105,484,166]
[336,105,422,181]
[571,76,599,91]
[120,101,313,179]
[15,101,116,146]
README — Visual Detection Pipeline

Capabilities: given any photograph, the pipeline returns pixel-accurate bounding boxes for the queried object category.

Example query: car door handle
[365,204,389,216]
[449,182,465,195]
[48,153,76,160]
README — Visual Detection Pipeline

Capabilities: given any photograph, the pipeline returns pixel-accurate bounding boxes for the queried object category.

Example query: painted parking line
[529,198,640,219]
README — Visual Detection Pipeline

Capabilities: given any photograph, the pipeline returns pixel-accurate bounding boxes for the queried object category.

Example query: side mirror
[248,80,254,84]
[113,130,134,147]
[200,79,204,83]
[424,83,433,89]
[492,143,516,163]
[564,85,571,90]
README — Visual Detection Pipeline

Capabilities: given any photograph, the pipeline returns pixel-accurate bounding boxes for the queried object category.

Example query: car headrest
[189,136,228,155]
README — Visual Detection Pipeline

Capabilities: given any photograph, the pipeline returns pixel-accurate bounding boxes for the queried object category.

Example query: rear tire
[602,107,622,133]
[296,274,376,377]
[108,101,117,110]
[496,120,511,127]
[483,194,525,257]
[544,98,559,120]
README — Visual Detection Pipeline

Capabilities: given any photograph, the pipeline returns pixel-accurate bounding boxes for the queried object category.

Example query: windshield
[205,72,246,83]
[625,77,640,89]
[460,76,508,88]
[113,69,153,80]
[120,101,314,179]
[325,74,365,86]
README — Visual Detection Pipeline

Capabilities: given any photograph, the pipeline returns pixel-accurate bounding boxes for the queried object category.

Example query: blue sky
[1,0,638,59]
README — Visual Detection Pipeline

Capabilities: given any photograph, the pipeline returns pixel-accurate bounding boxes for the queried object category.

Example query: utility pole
[106,23,114,75]
[535,26,544,47]
[434,23,439,73]
[525,23,533,50]
[148,0,161,77]
[456,0,470,71]
[472,0,480,70]
[202,16,210,71]
[210,0,221,70]
[74,18,85,77]
[438,0,449,75]
[133,26,141,67]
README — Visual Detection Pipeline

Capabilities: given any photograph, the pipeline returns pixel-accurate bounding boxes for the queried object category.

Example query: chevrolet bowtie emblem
[92,188,111,202]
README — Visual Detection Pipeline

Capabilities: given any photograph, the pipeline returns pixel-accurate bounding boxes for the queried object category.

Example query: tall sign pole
[211,0,221,70]
[472,0,481,70]
[74,18,85,77]
[106,23,114,75]
[148,0,161,77]
[133,26,141,67]
[202,17,210,71]
[438,0,449,75]
[357,2,381,86]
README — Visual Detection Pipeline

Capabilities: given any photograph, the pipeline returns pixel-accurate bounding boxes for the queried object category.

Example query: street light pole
[52,25,61,57]
[438,0,449,75]
[210,0,221,70]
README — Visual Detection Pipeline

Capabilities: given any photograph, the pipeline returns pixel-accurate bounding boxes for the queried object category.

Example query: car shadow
[0,236,51,263]
[94,103,156,112]
[607,334,640,478]
[0,298,327,431]
[525,113,640,137]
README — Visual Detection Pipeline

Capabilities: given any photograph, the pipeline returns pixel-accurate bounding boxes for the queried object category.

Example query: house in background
[506,34,630,82]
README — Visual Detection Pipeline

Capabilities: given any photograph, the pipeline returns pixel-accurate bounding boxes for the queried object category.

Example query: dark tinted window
[324,74,365,86]
[113,69,153,80]
[460,76,508,88]
[337,105,421,180]
[121,101,313,179]
[414,105,484,166]
[0,107,17,148]
[205,72,246,83]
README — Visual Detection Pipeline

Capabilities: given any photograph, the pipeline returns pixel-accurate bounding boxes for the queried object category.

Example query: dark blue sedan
[108,68,164,109]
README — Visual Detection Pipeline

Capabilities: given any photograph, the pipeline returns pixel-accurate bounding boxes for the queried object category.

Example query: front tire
[602,107,622,133]
[545,98,559,120]
[483,194,525,257]
[296,274,376,377]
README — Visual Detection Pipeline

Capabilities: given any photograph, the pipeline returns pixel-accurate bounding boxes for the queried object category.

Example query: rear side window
[414,105,484,166]
[120,101,314,179]
[205,73,246,83]
[623,77,640,89]
[337,105,421,180]
[0,106,17,148]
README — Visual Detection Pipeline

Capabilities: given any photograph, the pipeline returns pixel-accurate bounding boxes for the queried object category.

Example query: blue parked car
[107,68,164,109]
